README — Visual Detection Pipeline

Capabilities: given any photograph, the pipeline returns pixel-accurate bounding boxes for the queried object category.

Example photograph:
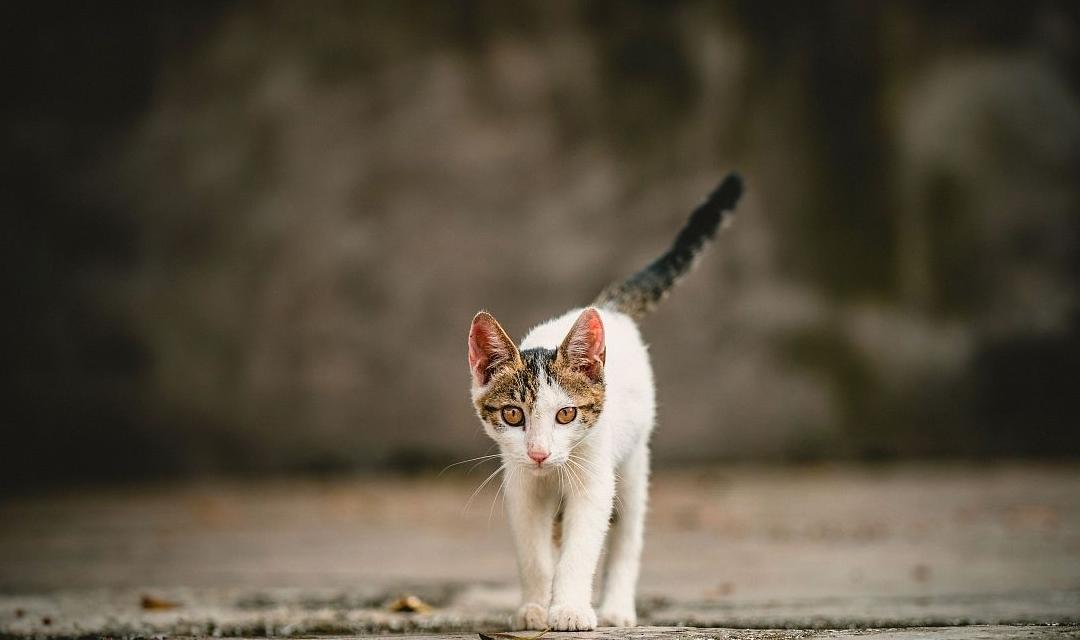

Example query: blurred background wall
[3,1,1079,490]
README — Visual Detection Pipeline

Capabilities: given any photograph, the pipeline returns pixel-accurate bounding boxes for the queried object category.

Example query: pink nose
[528,450,549,465]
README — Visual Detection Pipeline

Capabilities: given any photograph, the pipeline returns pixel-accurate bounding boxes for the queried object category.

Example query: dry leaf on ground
[387,595,433,613]
[140,595,180,610]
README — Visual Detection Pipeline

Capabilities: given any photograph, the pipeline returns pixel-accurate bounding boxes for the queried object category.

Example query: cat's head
[467,308,606,474]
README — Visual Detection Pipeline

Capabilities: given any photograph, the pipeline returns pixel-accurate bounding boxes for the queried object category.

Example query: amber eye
[501,406,525,427]
[555,406,578,424]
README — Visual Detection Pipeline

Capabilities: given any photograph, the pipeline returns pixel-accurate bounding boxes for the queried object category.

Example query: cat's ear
[558,307,606,382]
[468,311,521,386]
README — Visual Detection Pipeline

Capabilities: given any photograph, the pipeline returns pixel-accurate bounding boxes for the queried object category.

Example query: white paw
[548,602,597,631]
[598,606,637,627]
[512,603,548,630]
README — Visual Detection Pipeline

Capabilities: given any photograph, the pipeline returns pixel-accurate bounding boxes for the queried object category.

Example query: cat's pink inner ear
[561,307,606,380]
[468,312,517,385]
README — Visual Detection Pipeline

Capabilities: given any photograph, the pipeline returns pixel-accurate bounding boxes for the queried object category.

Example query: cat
[466,173,743,631]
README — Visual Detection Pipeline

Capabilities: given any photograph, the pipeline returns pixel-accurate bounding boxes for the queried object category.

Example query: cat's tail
[593,172,743,320]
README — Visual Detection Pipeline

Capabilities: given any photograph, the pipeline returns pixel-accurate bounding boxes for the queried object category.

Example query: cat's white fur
[471,307,655,630]
[468,172,743,630]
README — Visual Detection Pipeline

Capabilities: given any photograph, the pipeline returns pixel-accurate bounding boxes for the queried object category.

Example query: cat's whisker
[567,461,596,488]
[439,453,502,476]
[464,463,505,514]
[572,461,594,494]
[564,456,589,478]
[489,466,512,525]
[467,455,503,474]
[487,477,503,525]
[567,427,601,456]
[564,458,587,496]
[567,456,604,485]
[567,453,602,475]
[570,454,623,515]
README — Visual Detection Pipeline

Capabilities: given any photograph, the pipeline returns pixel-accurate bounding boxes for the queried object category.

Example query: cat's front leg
[548,469,615,631]
[505,478,559,630]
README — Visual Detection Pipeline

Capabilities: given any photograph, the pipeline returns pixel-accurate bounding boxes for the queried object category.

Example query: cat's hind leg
[598,442,649,627]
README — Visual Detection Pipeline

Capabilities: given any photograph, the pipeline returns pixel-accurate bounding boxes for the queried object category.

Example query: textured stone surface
[1,464,1078,637]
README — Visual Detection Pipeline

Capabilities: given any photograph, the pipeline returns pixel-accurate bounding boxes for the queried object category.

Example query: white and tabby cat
[466,174,743,631]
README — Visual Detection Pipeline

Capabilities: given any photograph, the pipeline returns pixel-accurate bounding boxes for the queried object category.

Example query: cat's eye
[555,406,577,424]
[501,406,525,427]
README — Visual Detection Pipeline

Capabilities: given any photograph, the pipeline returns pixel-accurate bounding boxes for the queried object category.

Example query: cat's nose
[528,449,549,465]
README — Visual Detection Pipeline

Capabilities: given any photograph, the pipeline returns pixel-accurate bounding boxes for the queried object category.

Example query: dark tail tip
[708,172,743,212]
[678,172,744,251]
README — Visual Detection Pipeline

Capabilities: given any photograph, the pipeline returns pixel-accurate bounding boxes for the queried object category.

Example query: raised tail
[593,173,744,320]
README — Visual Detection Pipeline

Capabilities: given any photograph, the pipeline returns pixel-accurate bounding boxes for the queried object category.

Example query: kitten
[466,174,743,631]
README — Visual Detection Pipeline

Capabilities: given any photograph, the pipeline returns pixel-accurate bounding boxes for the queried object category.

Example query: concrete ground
[1,463,1078,638]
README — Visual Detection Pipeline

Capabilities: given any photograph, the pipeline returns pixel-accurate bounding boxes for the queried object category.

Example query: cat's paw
[548,602,597,631]
[598,605,637,627]
[512,603,548,630]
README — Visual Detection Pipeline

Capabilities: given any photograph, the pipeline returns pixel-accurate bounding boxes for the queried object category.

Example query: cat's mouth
[523,460,557,475]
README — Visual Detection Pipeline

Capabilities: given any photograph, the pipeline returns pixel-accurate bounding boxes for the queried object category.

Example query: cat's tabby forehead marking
[475,347,604,427]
